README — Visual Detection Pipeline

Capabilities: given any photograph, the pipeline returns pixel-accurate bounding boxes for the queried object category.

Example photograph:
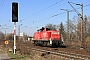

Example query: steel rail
[32,48,90,60]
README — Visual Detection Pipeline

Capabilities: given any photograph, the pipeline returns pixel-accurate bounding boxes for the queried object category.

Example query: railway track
[0,40,90,60]
[32,48,90,60]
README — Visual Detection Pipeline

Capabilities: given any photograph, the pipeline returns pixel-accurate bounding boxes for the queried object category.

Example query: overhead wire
[21,2,90,28]
[0,0,3,9]
[0,0,5,10]
[25,12,66,27]
[21,0,64,22]
[27,3,90,26]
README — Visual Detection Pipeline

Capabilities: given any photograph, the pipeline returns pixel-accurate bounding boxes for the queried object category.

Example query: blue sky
[0,0,90,36]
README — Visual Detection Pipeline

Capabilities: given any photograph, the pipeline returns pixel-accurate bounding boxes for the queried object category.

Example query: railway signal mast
[12,2,18,54]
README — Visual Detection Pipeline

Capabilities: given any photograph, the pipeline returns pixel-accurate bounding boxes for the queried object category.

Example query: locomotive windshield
[52,31,59,34]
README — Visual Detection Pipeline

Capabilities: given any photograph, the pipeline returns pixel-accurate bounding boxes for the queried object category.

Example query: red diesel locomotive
[33,27,64,46]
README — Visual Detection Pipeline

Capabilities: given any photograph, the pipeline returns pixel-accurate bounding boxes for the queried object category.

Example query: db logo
[43,32,46,36]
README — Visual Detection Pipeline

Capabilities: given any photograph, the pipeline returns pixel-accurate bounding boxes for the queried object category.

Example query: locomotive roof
[37,27,59,31]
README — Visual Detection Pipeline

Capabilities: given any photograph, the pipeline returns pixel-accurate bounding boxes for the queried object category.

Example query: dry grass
[0,45,6,54]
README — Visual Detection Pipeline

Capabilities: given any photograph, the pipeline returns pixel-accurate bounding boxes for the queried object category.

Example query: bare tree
[59,22,66,40]
[0,31,5,40]
[6,33,13,40]
[85,16,90,42]
[45,24,58,30]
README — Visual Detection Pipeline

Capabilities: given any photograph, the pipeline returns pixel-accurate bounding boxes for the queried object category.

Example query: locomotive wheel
[34,41,38,46]
[43,42,47,46]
